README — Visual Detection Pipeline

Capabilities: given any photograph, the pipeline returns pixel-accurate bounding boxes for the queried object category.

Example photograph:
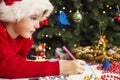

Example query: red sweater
[0,22,59,79]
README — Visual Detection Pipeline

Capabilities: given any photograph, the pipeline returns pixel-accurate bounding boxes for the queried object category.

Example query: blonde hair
[0,0,54,22]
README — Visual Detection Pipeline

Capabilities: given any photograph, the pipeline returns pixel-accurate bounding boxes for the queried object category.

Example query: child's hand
[59,60,86,75]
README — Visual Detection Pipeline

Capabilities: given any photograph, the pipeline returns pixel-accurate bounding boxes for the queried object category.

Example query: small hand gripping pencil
[62,45,76,60]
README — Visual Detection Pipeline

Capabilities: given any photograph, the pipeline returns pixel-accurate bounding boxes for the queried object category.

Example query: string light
[106,5,109,8]
[63,7,66,10]
[48,47,52,50]
[59,10,62,13]
[55,11,57,13]
[109,7,112,9]
[58,32,62,36]
[45,35,49,37]
[74,44,77,47]
[102,11,106,14]
[43,43,46,46]
[106,5,112,10]
[69,10,72,13]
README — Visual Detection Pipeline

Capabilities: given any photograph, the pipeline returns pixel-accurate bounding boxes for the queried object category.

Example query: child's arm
[0,29,59,79]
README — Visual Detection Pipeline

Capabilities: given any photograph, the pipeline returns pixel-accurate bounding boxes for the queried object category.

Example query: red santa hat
[0,0,54,23]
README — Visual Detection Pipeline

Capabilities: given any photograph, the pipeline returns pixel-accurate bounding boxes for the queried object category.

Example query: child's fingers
[78,68,85,74]
[79,65,85,71]
[78,60,86,65]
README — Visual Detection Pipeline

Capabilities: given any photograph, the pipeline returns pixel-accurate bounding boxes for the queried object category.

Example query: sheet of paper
[66,65,102,80]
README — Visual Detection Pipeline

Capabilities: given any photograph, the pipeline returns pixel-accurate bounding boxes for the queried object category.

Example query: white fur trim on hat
[0,0,54,22]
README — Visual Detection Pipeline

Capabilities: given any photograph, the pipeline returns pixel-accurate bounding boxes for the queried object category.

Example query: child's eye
[31,17,37,20]
[31,17,38,20]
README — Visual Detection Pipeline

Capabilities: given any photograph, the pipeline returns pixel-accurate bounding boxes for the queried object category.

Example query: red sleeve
[0,23,60,79]
[18,37,34,58]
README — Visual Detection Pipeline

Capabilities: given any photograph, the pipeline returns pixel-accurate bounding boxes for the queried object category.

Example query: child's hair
[0,0,54,23]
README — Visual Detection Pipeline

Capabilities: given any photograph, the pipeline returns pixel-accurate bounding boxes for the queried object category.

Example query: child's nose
[34,22,40,29]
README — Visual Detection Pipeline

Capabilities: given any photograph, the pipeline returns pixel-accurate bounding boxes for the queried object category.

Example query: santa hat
[0,0,54,23]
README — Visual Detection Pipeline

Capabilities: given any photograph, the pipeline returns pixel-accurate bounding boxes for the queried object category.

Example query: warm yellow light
[69,10,72,13]
[58,33,62,36]
[49,47,52,50]
[46,35,49,37]
[55,11,57,13]
[109,7,112,9]
[103,11,106,14]
[43,43,46,45]
[106,5,109,8]
[63,7,66,10]
[74,44,77,47]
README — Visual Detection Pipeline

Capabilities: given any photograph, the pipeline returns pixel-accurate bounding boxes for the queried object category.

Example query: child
[0,0,86,79]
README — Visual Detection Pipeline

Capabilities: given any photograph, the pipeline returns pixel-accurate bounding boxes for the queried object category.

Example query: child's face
[13,14,41,38]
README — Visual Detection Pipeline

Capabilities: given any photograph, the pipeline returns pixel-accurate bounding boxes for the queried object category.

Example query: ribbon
[39,17,49,27]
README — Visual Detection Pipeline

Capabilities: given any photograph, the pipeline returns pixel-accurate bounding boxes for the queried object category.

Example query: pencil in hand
[62,45,76,60]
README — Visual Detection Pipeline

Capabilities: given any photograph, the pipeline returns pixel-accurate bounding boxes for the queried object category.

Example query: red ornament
[116,16,120,23]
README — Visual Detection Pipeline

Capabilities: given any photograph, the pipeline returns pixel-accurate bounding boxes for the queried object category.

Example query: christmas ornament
[73,10,82,22]
[116,16,120,23]
[56,11,70,27]
[39,17,49,27]
[97,35,108,52]
[116,5,120,23]
[34,43,46,61]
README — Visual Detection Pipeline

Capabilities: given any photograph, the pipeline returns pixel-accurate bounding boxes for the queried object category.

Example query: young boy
[0,0,86,79]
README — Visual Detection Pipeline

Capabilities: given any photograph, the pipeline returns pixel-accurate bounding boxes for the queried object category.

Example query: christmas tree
[29,0,120,59]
